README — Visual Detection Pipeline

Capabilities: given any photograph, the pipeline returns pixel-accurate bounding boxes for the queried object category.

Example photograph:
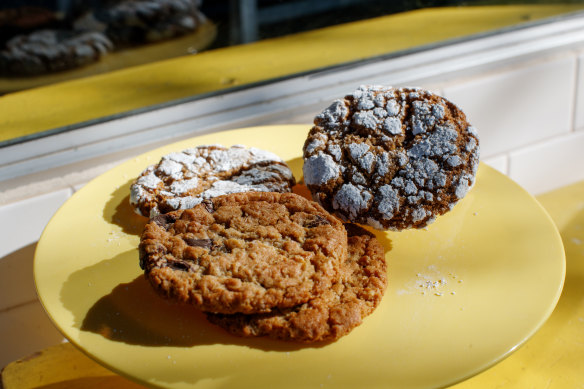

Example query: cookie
[302,85,480,230]
[0,29,113,76]
[139,191,348,314]
[130,144,296,218]
[206,223,387,342]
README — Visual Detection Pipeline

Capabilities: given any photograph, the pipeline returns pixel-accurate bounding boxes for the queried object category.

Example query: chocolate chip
[184,238,213,249]
[167,261,190,271]
[202,200,214,213]
[151,213,176,228]
[306,215,330,228]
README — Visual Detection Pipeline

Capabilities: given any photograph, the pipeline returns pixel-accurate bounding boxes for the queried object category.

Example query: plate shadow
[61,250,325,352]
[103,178,147,236]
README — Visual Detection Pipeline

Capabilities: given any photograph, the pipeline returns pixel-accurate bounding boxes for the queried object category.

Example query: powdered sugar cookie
[302,85,479,230]
[130,144,296,217]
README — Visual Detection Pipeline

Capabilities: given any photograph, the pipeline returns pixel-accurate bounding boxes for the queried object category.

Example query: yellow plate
[34,125,565,389]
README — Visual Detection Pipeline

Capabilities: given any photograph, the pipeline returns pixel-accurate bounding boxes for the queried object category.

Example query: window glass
[1,0,583,145]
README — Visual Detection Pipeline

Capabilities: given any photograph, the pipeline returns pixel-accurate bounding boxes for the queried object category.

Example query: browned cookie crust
[130,144,296,218]
[139,191,348,314]
[206,223,387,342]
[302,85,480,230]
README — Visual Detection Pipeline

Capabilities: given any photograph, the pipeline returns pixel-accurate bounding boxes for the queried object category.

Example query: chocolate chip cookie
[206,223,387,342]
[130,144,296,218]
[139,191,348,314]
[302,85,480,230]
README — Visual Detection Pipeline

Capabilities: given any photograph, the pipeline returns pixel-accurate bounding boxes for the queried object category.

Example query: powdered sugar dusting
[348,143,369,161]
[137,170,161,189]
[376,185,400,220]
[305,138,324,155]
[164,196,202,215]
[353,110,378,130]
[158,160,184,179]
[333,184,371,219]
[165,152,197,165]
[303,152,340,186]
[316,99,349,128]
[170,177,198,194]
[455,174,473,199]
[131,144,295,216]
[201,180,262,198]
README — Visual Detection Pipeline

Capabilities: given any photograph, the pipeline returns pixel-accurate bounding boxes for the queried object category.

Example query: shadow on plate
[102,178,148,236]
[61,250,326,352]
[33,375,144,389]
[286,156,304,184]
[552,205,584,322]
[81,161,393,353]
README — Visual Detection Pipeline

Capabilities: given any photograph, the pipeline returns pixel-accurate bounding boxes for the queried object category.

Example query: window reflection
[0,0,209,78]
[1,1,583,90]
[0,1,582,145]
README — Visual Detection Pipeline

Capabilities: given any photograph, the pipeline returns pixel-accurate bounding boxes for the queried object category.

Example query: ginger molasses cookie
[302,85,480,230]
[139,191,348,314]
[206,223,387,342]
[130,144,296,218]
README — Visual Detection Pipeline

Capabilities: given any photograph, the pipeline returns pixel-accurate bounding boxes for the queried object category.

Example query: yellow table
[2,178,583,388]
[452,179,584,389]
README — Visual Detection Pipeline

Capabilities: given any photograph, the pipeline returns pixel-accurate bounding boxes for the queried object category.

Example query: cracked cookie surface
[302,85,480,230]
[139,191,348,314]
[130,144,296,217]
[206,223,387,342]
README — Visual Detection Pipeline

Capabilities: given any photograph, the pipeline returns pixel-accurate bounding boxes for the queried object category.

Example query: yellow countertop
[2,178,583,388]
[451,179,584,389]
[1,4,582,144]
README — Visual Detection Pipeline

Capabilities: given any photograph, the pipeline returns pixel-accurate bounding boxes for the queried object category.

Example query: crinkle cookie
[206,223,387,342]
[302,85,480,230]
[139,191,348,314]
[130,144,296,218]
